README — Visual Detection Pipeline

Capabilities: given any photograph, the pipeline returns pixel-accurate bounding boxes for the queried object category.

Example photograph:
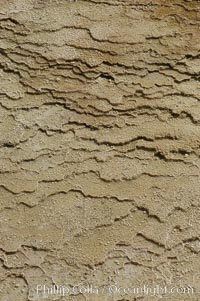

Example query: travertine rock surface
[0,0,200,300]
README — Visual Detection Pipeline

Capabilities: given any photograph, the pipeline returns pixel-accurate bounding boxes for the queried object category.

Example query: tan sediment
[0,0,200,300]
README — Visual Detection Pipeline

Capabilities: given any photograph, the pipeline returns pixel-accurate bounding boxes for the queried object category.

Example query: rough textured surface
[0,0,200,300]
